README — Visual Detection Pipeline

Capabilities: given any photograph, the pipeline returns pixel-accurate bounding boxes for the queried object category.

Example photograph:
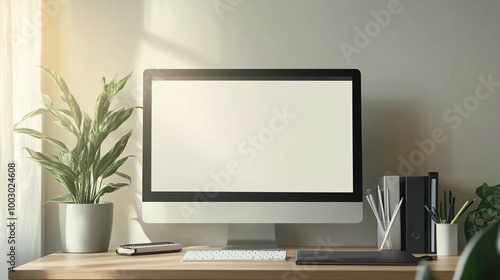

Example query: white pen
[367,189,392,249]
[366,193,385,234]
[377,185,386,223]
[383,185,392,249]
[379,197,404,250]
[384,185,390,221]
[366,190,377,214]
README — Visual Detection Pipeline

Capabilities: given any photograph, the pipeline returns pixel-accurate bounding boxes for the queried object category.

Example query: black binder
[401,176,427,253]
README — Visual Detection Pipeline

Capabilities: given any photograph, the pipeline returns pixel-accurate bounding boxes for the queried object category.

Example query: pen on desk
[379,197,404,250]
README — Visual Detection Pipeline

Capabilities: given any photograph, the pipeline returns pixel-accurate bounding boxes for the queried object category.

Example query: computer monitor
[142,69,362,249]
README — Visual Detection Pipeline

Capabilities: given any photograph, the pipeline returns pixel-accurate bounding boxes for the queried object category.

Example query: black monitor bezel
[143,69,362,202]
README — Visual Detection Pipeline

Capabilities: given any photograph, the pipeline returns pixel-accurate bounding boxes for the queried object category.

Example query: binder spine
[403,176,427,254]
[398,172,438,254]
[427,172,439,254]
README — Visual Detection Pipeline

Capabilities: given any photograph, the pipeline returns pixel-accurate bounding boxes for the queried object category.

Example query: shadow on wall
[103,0,226,248]
[363,90,451,182]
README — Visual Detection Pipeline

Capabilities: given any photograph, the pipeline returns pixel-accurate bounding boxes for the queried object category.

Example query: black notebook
[295,250,419,266]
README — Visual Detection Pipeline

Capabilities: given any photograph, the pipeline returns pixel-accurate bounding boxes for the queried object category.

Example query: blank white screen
[151,80,353,193]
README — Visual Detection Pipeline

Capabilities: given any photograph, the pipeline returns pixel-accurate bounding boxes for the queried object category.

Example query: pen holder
[436,223,458,256]
[377,220,400,250]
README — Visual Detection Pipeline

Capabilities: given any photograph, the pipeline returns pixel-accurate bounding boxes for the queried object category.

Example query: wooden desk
[9,248,458,280]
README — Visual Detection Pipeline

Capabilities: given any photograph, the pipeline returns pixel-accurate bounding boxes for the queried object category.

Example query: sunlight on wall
[39,0,500,255]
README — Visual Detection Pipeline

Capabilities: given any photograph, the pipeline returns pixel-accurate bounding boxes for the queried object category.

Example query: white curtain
[0,0,42,277]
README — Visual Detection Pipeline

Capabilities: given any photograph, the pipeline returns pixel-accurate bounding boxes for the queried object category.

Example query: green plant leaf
[24,148,77,181]
[92,108,134,147]
[41,94,80,136]
[40,67,71,98]
[24,148,79,201]
[94,182,129,202]
[94,130,132,179]
[101,156,130,179]
[93,72,131,126]
[15,128,70,152]
[48,194,74,203]
[115,171,131,183]
[94,91,111,125]
[464,183,500,241]
[454,220,500,279]
[40,66,83,128]
[14,67,137,204]
[114,72,133,93]
[14,108,47,128]
[103,107,135,132]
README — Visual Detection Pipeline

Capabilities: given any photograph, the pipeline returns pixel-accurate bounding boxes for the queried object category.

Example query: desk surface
[9,247,459,280]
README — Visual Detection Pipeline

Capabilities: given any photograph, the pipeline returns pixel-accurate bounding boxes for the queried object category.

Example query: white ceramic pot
[59,202,113,253]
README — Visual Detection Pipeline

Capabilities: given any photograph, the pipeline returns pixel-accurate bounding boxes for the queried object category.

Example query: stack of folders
[376,172,439,254]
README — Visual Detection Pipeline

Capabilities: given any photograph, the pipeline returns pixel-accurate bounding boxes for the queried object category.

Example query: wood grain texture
[9,247,458,280]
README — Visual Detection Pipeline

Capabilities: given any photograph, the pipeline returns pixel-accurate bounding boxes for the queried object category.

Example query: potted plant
[464,183,500,242]
[14,67,139,253]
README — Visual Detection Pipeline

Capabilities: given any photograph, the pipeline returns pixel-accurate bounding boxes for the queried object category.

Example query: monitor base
[224,224,279,250]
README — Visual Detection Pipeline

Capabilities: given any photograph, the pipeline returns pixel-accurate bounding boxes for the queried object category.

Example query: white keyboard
[181,250,287,262]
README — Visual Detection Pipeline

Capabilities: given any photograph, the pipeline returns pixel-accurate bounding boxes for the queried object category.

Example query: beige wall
[41,0,500,255]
